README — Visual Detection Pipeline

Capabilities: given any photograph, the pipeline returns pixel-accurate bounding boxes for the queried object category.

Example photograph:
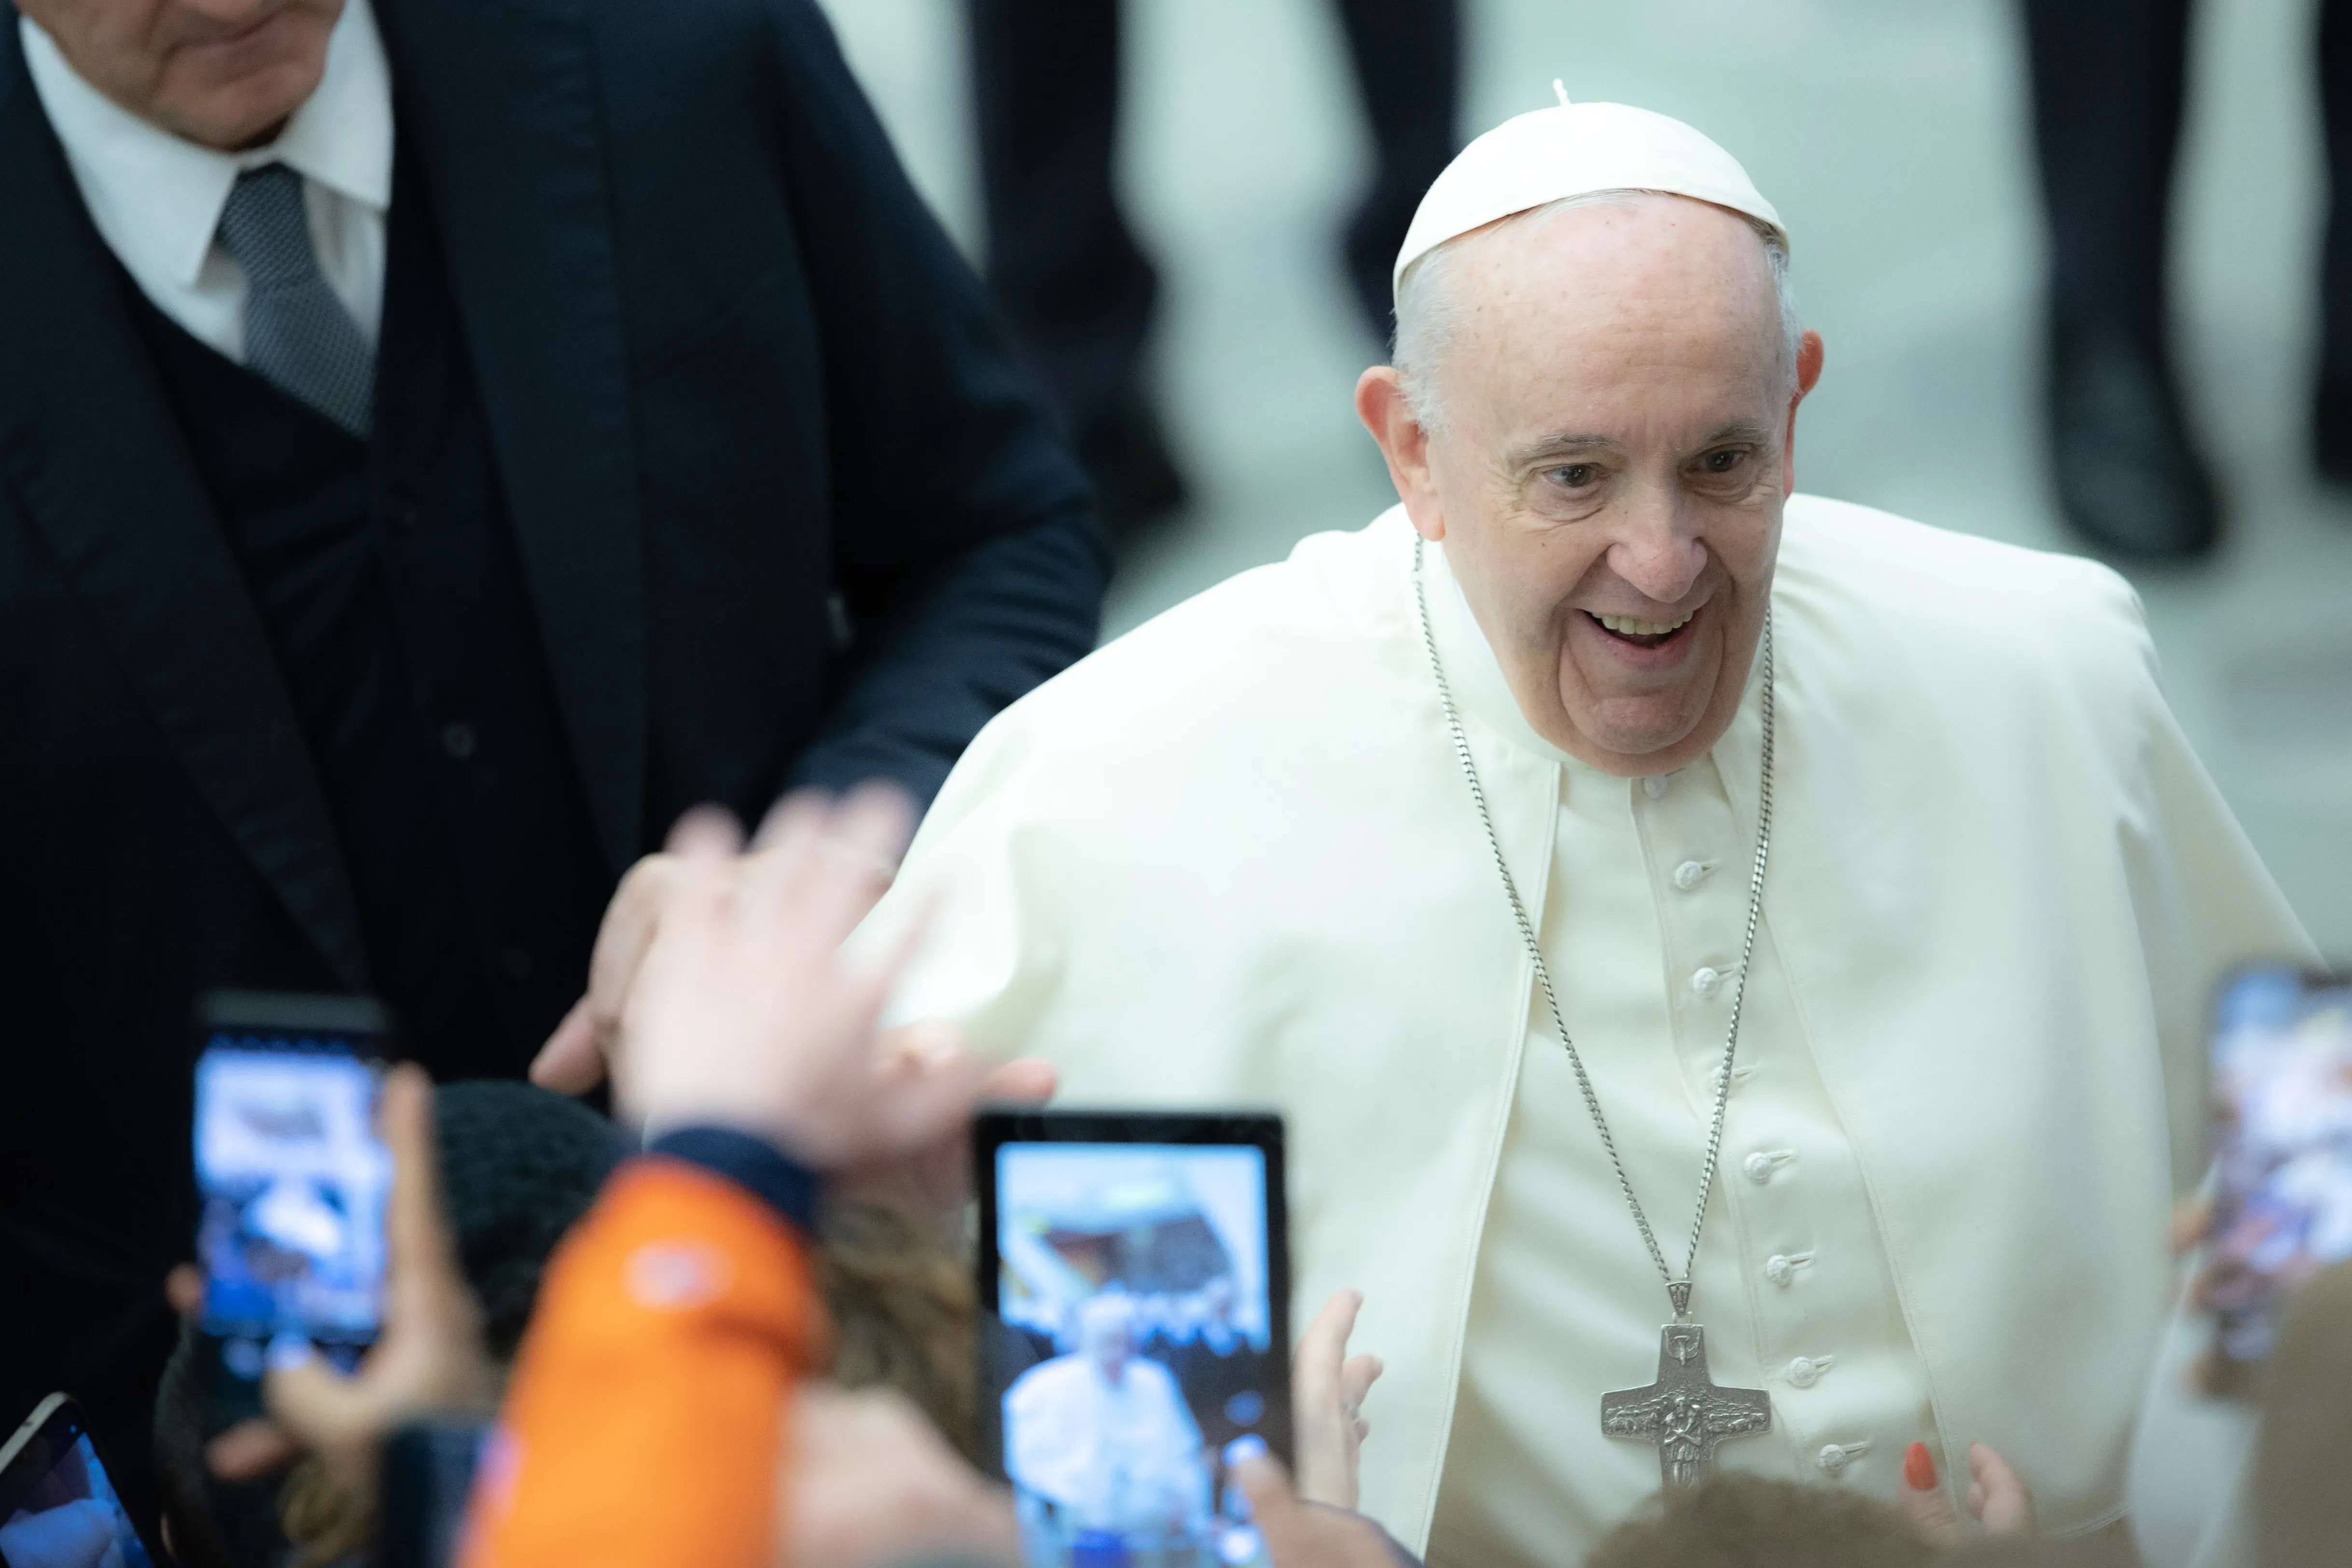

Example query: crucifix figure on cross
[1600,1323,1774,1489]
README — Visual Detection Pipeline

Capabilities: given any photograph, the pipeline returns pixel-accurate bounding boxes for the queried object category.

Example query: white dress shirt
[1416,545,1937,1566]
[20,0,393,360]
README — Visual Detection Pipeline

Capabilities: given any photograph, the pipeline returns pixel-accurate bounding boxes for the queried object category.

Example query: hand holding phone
[251,1066,497,1494]
[2206,966,2352,1387]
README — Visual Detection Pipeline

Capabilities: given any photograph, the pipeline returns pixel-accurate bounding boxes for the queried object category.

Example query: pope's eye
[1550,464,1599,488]
[1701,450,1745,475]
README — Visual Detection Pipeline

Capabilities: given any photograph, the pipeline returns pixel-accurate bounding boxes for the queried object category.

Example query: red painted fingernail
[1904,1442,1937,1491]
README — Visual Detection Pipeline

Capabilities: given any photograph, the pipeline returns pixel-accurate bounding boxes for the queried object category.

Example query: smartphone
[193,991,394,1424]
[0,1393,157,1568]
[974,1108,1290,1568]
[2207,964,2352,1385]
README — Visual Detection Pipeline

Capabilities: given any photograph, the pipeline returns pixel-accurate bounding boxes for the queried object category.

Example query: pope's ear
[1355,366,1444,541]
[1795,330,1825,398]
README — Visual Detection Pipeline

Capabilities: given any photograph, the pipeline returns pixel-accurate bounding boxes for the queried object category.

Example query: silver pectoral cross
[1600,1323,1773,1489]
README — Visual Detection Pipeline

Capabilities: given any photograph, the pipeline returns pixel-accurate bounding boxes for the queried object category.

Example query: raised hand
[1897,1440,2035,1543]
[1292,1290,1383,1510]
[613,787,992,1171]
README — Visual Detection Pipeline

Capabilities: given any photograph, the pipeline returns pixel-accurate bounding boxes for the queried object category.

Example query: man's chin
[159,56,327,150]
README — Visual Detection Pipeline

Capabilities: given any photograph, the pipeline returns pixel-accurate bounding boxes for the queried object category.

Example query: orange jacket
[459,1156,826,1568]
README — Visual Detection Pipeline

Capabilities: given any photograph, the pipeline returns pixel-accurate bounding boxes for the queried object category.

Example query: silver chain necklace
[1412,535,1778,1487]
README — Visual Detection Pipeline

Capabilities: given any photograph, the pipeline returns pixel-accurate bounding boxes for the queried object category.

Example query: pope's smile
[1584,604,1700,654]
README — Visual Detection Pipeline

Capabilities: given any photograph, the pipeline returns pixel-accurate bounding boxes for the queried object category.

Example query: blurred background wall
[815,0,2352,955]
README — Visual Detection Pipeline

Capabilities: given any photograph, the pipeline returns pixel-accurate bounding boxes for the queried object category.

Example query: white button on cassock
[1691,966,1722,999]
[1816,1440,1871,1475]
[1763,1251,1812,1286]
[1785,1355,1833,1388]
[1744,1149,1796,1183]
[1672,860,1710,890]
[1642,775,1671,800]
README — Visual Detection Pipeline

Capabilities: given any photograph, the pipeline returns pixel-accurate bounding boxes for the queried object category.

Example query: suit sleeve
[759,0,1109,808]
[457,1158,826,1568]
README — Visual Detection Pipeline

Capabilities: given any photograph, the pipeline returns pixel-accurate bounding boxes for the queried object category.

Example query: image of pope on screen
[995,1142,1277,1565]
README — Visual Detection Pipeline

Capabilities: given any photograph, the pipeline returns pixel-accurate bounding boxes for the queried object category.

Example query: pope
[535,95,2311,1565]
[836,96,2310,1564]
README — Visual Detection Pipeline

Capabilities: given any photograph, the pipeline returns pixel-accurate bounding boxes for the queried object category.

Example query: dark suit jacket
[0,0,1105,1492]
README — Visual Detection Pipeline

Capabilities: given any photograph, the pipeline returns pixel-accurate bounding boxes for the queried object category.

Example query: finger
[205,1417,302,1482]
[763,785,915,942]
[165,1264,204,1320]
[743,791,836,909]
[1967,1442,2036,1536]
[665,804,746,858]
[1296,1290,1363,1406]
[1339,1353,1383,1411]
[980,1056,1058,1106]
[379,1068,455,1291]
[1895,1442,1963,1544]
[529,998,606,1093]
[1232,1454,1302,1524]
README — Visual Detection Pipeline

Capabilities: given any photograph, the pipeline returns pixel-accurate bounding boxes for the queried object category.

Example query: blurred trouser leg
[2313,0,2352,480]
[1329,0,1461,342]
[2019,0,2220,558]
[967,0,1185,537]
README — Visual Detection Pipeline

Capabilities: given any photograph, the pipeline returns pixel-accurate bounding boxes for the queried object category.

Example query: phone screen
[0,1395,156,1568]
[2209,965,2352,1375]
[195,1026,390,1358]
[976,1112,1289,1568]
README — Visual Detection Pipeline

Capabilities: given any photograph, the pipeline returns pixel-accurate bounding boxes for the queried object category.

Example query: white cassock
[867,498,2311,1562]
[1003,1353,1206,1531]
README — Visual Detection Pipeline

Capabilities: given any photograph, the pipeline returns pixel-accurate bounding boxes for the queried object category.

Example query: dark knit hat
[431,1080,626,1359]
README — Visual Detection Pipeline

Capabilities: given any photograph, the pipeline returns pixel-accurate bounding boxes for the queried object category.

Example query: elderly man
[1004,1292,1209,1547]
[829,99,2315,1562]
[0,0,1102,1516]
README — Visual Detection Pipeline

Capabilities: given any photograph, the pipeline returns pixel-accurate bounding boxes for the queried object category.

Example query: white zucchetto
[1392,92,1787,298]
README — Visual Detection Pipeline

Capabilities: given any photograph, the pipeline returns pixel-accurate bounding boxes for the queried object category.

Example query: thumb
[530,997,607,1094]
[1966,1442,2036,1536]
[1234,1454,1303,1525]
[1896,1442,1965,1545]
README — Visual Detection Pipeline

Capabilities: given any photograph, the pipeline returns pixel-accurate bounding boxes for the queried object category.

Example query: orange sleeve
[458,1158,828,1568]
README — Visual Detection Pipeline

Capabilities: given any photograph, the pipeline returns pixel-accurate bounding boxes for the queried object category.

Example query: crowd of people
[0,0,2344,1565]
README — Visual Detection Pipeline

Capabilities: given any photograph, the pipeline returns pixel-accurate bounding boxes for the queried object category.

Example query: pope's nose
[1603,510,1710,609]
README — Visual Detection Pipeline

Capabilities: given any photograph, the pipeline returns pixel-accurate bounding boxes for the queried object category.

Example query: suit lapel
[376,0,649,878]
[0,18,372,989]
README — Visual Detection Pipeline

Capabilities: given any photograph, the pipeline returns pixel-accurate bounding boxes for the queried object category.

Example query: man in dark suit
[0,0,1105,1516]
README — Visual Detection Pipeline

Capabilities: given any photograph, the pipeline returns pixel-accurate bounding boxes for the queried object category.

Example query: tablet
[974,1108,1290,1566]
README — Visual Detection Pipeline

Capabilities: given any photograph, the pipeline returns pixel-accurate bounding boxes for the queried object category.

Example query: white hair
[1391,190,1801,434]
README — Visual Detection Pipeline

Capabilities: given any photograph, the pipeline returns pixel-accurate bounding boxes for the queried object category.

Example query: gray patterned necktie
[216,164,376,437]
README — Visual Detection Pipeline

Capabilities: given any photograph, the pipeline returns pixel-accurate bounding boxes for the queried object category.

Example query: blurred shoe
[2046,320,2220,562]
[2313,376,2352,488]
[1083,398,1190,545]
